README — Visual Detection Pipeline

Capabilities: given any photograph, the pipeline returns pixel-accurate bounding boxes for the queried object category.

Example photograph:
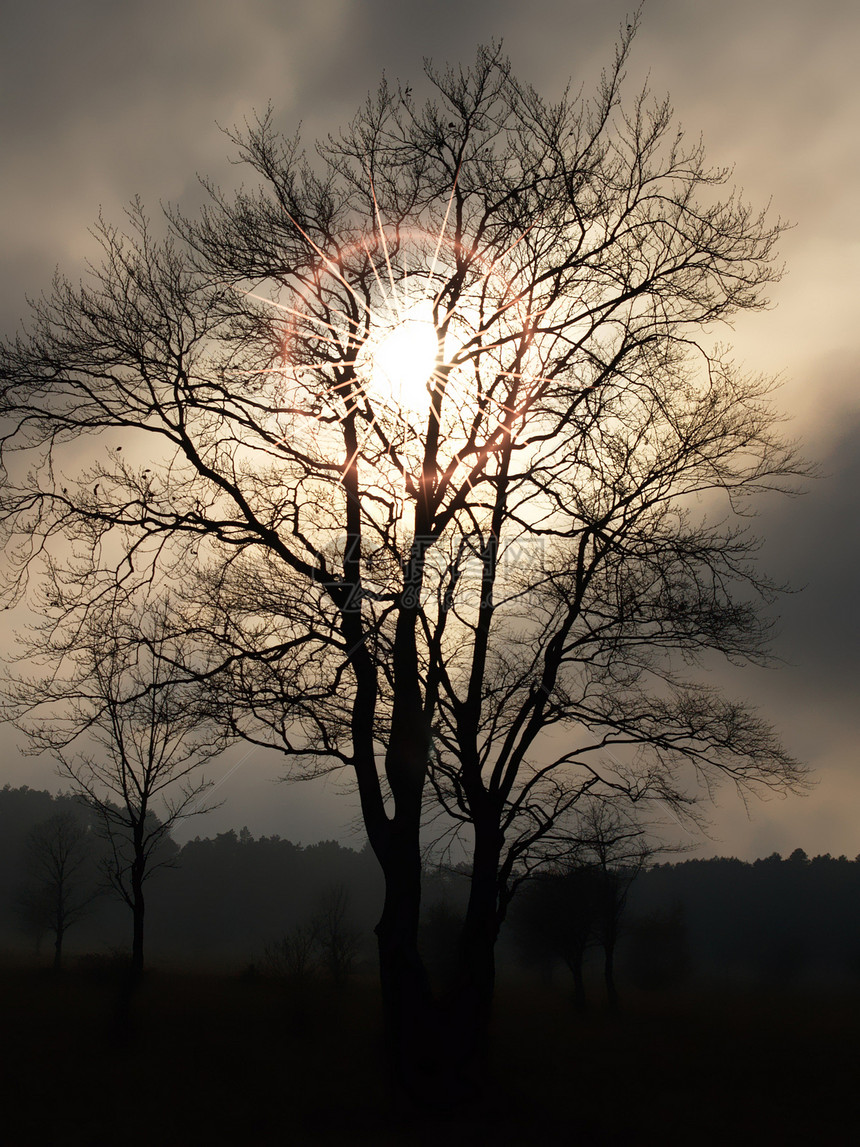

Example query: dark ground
[0,962,856,1145]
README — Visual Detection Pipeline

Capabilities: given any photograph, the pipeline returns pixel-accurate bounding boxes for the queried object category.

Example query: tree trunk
[374,818,436,1103]
[371,578,442,1101]
[53,925,64,972]
[455,819,503,1081]
[112,865,145,1046]
[571,950,587,1013]
[130,874,145,984]
[604,940,618,1012]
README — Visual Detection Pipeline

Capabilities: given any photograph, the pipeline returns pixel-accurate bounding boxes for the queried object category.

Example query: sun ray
[366,173,404,321]
[363,239,395,320]
[234,166,564,548]
[230,285,362,352]
[280,207,378,327]
[429,159,462,297]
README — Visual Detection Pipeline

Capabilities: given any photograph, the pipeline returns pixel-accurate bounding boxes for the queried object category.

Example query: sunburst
[230,162,560,530]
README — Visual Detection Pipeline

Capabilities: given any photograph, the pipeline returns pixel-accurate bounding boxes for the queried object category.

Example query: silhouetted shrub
[76,948,134,982]
[624,904,691,990]
[263,923,320,981]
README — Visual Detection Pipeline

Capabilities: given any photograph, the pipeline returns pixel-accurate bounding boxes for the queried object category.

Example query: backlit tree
[0,22,807,1087]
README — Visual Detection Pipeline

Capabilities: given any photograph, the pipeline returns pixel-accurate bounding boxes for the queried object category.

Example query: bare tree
[509,800,669,1011]
[0,22,808,1087]
[15,810,99,970]
[511,860,602,1012]
[263,923,319,982]
[313,884,363,982]
[585,804,667,1011]
[10,600,224,981]
[263,885,362,983]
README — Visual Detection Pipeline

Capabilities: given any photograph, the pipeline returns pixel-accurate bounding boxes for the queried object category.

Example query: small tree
[264,885,363,983]
[510,801,672,1010]
[313,884,363,983]
[512,862,603,1011]
[11,599,225,981]
[625,902,692,991]
[264,922,319,981]
[574,800,667,1010]
[15,810,99,969]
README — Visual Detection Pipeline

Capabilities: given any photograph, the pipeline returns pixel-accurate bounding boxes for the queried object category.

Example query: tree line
[4,785,858,999]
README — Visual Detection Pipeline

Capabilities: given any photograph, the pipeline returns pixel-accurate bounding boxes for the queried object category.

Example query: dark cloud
[763,410,860,687]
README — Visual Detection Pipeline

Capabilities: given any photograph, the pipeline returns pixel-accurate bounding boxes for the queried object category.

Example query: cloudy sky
[1,0,858,859]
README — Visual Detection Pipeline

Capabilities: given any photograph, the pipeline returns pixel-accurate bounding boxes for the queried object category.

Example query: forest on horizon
[3,783,858,995]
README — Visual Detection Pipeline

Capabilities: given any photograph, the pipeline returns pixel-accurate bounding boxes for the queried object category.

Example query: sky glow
[1,0,858,861]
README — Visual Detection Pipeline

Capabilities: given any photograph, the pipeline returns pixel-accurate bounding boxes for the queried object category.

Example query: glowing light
[355,292,441,416]
[256,167,549,467]
[373,303,438,409]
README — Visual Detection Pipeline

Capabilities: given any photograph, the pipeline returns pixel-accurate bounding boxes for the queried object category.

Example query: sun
[360,298,439,415]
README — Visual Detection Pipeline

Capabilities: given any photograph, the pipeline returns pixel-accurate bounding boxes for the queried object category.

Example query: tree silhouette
[575,800,670,1010]
[15,810,99,969]
[264,922,320,982]
[313,884,363,982]
[0,21,808,1090]
[9,600,224,982]
[625,902,692,991]
[512,862,602,1012]
[510,800,667,1010]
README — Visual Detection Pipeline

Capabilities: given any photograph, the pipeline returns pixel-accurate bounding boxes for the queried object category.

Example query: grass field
[0,963,856,1145]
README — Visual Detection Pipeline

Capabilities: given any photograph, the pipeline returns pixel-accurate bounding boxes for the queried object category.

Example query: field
[1,963,856,1145]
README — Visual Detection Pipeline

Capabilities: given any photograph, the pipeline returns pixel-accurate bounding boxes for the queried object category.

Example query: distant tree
[313,884,363,982]
[575,801,669,1010]
[511,801,671,1009]
[264,922,319,981]
[625,902,691,991]
[15,810,99,969]
[0,786,93,930]
[263,884,362,984]
[512,862,602,1011]
[419,900,465,990]
[10,599,225,982]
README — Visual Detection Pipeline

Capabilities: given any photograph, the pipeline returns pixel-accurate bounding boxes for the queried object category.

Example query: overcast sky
[1,0,858,859]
